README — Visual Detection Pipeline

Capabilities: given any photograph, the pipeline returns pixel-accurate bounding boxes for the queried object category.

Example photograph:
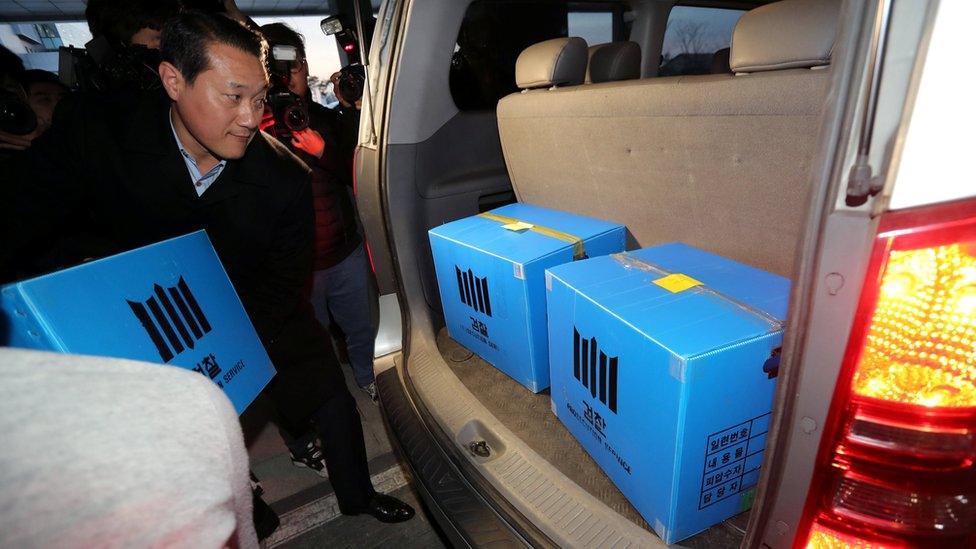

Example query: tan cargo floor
[436,329,748,547]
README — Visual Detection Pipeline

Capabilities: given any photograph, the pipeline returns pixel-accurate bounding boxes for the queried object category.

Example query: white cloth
[0,349,257,549]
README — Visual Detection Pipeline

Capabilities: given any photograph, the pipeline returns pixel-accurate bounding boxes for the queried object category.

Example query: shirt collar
[168,108,227,176]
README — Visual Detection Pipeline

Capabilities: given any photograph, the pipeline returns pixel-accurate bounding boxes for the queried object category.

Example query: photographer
[0,69,69,158]
[259,24,380,402]
[0,46,37,156]
[71,0,181,94]
[2,10,413,528]
[329,63,364,183]
[19,70,69,137]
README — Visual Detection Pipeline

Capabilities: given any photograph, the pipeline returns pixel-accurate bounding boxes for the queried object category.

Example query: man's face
[168,43,269,161]
[27,81,68,131]
[287,56,309,98]
[130,27,162,49]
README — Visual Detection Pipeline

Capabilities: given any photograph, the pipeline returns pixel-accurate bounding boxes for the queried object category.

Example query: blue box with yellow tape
[0,231,274,414]
[428,203,625,392]
[546,242,788,543]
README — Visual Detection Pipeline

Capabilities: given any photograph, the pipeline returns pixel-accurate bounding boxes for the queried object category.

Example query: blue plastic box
[0,231,275,414]
[546,243,789,543]
[429,203,625,392]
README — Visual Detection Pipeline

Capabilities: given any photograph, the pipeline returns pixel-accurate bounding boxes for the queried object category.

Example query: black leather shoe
[342,493,416,523]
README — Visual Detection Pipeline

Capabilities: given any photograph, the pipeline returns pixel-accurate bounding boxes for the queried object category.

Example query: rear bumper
[376,366,530,548]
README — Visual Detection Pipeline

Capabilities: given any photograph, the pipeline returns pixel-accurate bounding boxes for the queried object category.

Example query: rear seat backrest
[496,0,840,277]
[585,42,641,83]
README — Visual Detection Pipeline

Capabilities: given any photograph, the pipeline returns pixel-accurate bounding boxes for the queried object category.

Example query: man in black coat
[0,12,413,524]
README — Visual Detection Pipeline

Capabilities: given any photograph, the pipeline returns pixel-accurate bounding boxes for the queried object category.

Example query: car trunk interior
[364,0,900,545]
[437,328,752,546]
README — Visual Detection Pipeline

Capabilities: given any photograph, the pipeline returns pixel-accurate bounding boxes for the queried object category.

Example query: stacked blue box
[0,231,275,414]
[546,242,789,543]
[429,203,625,392]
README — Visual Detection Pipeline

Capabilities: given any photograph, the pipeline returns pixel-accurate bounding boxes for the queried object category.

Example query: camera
[0,89,37,136]
[265,44,309,140]
[58,36,162,93]
[335,63,365,104]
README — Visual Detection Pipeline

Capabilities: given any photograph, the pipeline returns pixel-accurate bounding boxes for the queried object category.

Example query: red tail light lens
[807,521,906,549]
[797,199,976,548]
[852,243,976,408]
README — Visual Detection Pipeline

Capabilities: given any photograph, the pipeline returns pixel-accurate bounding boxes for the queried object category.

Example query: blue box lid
[547,243,790,358]
[429,203,624,264]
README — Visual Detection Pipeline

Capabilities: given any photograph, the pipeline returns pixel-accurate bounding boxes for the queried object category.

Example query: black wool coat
[2,91,343,424]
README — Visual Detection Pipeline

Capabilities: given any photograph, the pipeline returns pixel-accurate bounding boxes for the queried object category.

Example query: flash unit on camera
[321,17,343,36]
[272,45,298,62]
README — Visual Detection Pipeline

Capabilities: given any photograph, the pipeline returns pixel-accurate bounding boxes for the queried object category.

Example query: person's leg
[278,377,371,506]
[309,268,332,331]
[311,388,374,507]
[283,431,327,477]
[321,247,379,389]
[265,313,412,521]
[264,314,370,508]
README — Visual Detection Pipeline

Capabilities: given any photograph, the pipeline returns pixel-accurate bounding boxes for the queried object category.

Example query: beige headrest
[586,42,641,83]
[515,37,588,89]
[731,0,840,73]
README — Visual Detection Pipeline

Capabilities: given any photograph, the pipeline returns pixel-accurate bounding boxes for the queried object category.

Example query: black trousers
[264,311,375,509]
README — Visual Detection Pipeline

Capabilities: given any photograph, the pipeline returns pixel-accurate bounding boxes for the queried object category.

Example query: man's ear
[158,61,184,102]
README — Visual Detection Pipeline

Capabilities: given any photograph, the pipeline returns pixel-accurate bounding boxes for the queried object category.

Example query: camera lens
[0,93,38,136]
[284,104,309,132]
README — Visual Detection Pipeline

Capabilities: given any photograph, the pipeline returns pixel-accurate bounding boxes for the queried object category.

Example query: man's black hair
[17,69,68,92]
[258,22,306,59]
[160,11,268,84]
[87,0,180,46]
[84,0,109,37]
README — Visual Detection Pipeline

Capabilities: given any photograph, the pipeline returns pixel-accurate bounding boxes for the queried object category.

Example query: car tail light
[797,199,976,548]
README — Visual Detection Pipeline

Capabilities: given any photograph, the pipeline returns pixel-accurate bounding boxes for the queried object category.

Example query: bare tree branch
[673,21,711,55]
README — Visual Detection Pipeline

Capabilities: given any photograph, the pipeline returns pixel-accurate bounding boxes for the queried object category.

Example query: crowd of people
[0,0,409,545]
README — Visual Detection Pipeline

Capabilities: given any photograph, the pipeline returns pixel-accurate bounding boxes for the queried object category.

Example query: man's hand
[0,129,38,152]
[291,128,325,159]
